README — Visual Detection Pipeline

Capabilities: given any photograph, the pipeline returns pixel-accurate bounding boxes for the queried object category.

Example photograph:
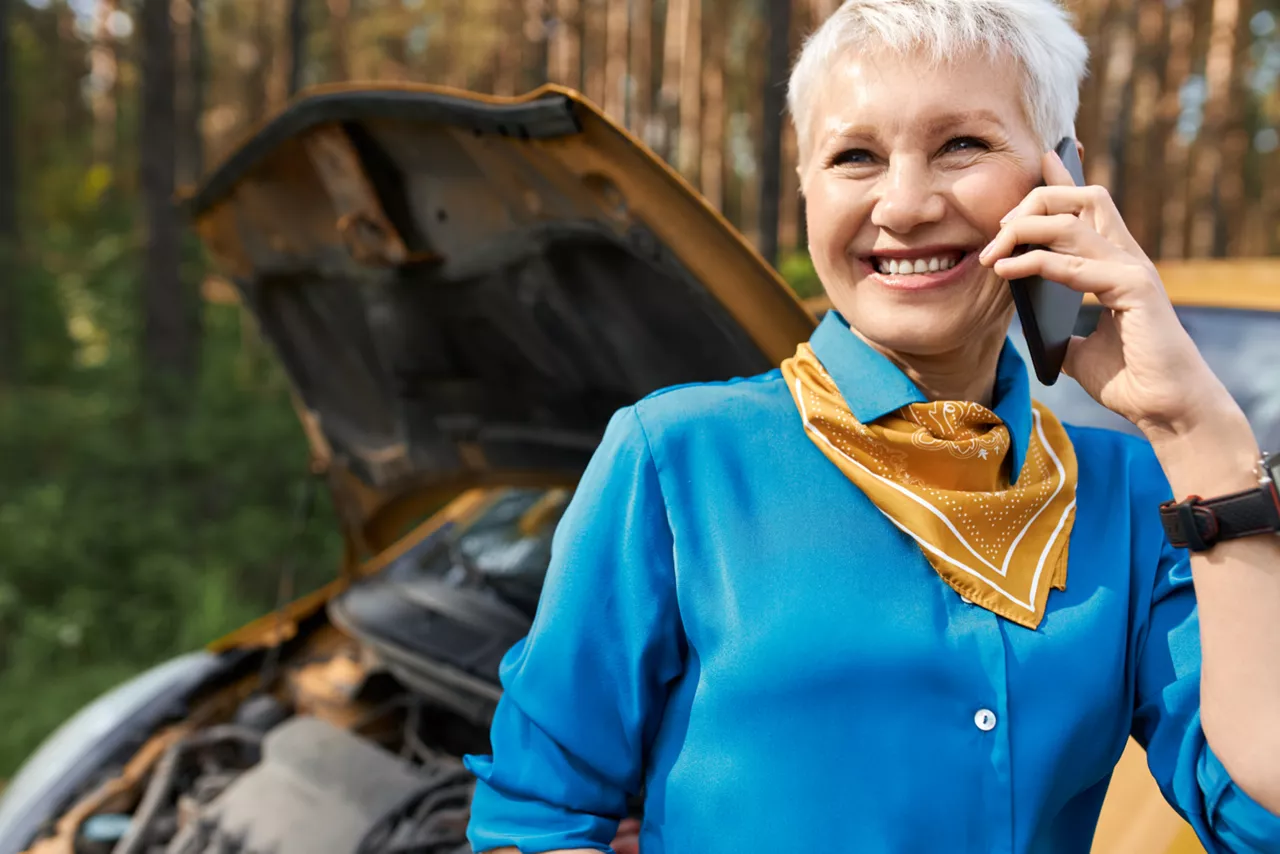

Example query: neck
[853,325,1008,407]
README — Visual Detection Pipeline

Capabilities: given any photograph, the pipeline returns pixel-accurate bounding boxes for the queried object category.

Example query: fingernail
[979,241,993,262]
[999,208,1017,224]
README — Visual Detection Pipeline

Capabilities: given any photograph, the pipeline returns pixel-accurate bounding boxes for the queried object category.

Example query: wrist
[1146,405,1260,499]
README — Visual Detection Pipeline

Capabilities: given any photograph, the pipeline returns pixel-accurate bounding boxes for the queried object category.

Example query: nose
[869,155,946,234]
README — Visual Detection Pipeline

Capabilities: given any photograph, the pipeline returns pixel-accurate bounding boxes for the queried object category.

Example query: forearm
[1148,405,1280,814]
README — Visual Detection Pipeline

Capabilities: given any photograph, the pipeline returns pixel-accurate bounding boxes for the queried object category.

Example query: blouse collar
[808,310,1034,484]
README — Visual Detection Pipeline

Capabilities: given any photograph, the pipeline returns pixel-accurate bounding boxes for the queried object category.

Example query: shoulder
[630,369,794,443]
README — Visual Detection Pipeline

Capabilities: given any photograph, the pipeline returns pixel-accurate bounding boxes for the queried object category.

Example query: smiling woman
[464,2,1280,853]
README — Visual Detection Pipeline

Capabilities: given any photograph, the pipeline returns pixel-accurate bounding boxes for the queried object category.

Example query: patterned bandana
[780,342,1079,630]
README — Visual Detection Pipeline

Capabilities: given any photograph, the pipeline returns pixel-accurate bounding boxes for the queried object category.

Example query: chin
[843,299,1001,358]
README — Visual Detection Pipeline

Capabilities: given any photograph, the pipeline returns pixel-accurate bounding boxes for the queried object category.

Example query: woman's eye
[829,148,875,167]
[940,137,989,155]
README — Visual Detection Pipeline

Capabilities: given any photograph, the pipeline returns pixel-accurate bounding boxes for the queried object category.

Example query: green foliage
[0,210,342,777]
[777,250,823,300]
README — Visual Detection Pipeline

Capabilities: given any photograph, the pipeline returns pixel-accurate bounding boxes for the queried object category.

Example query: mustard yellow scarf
[780,342,1078,630]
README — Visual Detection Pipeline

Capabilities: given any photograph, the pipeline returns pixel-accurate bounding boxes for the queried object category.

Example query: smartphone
[1009,137,1087,386]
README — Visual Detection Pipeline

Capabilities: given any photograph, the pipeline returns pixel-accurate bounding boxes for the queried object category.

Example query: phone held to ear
[1009,137,1087,387]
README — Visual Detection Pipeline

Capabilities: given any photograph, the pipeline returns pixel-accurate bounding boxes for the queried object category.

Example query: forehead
[808,48,1029,147]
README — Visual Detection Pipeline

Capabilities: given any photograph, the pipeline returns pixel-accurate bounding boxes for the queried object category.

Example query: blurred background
[0,0,1276,780]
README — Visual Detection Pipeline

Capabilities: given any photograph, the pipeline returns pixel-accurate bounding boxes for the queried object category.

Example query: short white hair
[788,0,1089,162]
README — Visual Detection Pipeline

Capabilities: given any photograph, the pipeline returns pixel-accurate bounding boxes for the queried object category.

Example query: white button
[974,709,997,731]
[961,595,974,605]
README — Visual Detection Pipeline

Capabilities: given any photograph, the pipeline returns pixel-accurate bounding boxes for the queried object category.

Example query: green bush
[0,215,342,776]
[777,250,823,299]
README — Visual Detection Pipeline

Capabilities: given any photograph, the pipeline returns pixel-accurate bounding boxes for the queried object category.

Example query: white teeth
[876,255,960,275]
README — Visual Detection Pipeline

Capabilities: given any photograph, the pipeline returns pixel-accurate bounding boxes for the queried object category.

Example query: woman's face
[801,49,1046,357]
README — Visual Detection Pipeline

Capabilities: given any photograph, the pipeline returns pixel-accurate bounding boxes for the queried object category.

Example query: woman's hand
[977,150,1243,443]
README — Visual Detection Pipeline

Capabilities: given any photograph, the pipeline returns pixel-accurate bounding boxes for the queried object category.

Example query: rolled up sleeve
[464,406,686,854]
[1133,538,1280,853]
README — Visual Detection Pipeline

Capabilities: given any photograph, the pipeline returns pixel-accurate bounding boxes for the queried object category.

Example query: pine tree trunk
[328,0,350,82]
[741,10,766,247]
[629,0,653,139]
[601,0,628,119]
[700,0,726,210]
[758,0,792,265]
[549,0,582,89]
[287,0,307,95]
[141,0,197,388]
[1090,2,1136,198]
[657,0,688,163]
[0,0,18,385]
[523,0,550,90]
[676,0,702,184]
[1187,0,1244,257]
[777,0,807,254]
[1157,0,1195,259]
[1123,0,1166,254]
[582,0,607,105]
[1218,0,1254,255]
[90,0,120,169]
[174,0,206,186]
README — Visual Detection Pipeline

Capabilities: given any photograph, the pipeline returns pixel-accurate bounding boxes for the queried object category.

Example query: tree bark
[287,0,307,95]
[548,0,582,90]
[328,0,350,82]
[0,0,18,385]
[1090,2,1136,202]
[700,0,726,210]
[603,0,629,119]
[1188,0,1245,257]
[1122,0,1166,254]
[523,0,550,90]
[141,0,197,388]
[174,0,206,186]
[759,0,792,265]
[1217,0,1254,255]
[657,0,688,163]
[1157,0,1195,259]
[582,0,607,106]
[89,0,120,170]
[629,0,653,139]
[676,0,702,185]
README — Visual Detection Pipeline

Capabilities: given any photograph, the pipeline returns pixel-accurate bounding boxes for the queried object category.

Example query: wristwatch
[1159,451,1280,552]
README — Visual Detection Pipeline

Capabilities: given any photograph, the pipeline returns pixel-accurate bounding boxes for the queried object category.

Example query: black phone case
[1009,138,1087,386]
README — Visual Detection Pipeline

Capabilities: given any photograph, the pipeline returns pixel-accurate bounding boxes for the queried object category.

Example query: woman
[465,1,1280,852]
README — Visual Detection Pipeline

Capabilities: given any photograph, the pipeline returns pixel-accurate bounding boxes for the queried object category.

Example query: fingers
[979,213,1119,267]
[999,177,1145,256]
[991,249,1156,304]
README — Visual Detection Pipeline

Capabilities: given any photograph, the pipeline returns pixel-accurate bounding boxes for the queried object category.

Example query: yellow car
[0,84,1275,854]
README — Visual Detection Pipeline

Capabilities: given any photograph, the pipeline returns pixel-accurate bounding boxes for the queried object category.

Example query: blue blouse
[464,311,1280,854]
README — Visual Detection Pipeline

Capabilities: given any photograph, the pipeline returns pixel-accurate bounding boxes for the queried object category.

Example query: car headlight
[0,651,224,854]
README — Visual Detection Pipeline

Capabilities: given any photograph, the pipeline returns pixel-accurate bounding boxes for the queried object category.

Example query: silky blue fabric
[465,311,1280,854]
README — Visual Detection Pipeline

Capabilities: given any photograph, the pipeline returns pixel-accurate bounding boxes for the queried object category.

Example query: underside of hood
[190,83,814,503]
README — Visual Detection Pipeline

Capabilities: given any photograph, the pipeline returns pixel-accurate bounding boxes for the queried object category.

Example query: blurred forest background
[0,0,1278,777]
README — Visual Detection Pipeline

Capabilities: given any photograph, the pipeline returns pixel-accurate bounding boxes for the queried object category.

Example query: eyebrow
[821,109,1007,147]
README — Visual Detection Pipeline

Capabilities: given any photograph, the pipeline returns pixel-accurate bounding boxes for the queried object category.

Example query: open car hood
[191,83,814,525]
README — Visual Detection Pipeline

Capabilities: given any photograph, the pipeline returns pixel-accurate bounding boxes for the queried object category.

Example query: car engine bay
[28,488,642,854]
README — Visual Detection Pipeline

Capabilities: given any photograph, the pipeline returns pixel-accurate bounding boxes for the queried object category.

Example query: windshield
[1012,306,1280,454]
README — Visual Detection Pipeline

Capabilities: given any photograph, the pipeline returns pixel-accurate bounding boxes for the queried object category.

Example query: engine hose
[110,726,263,854]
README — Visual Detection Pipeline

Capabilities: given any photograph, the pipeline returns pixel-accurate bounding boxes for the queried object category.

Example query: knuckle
[1087,185,1112,204]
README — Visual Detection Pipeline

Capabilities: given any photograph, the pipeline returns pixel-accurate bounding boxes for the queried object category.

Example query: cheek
[951,170,1036,233]
[803,183,867,260]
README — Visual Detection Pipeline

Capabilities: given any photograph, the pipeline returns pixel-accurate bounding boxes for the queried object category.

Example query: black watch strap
[1159,486,1280,552]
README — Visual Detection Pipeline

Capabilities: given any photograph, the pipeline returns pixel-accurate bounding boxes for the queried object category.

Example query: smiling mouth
[870,251,969,275]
